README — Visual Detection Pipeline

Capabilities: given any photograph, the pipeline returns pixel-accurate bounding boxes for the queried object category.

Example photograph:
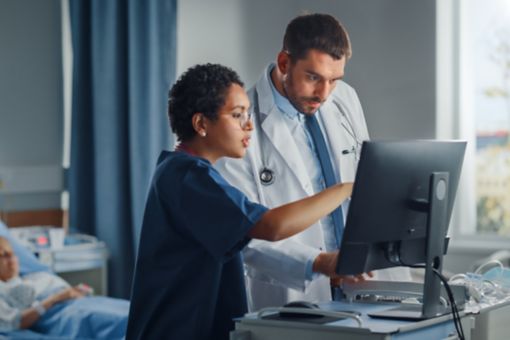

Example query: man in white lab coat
[216,13,411,311]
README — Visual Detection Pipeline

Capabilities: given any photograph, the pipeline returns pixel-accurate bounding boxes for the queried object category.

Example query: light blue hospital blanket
[1,296,128,340]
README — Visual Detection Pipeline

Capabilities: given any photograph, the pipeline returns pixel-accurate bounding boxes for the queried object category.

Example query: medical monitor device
[335,140,466,320]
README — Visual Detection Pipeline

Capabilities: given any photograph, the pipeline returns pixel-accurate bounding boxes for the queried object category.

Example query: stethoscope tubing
[253,88,275,186]
[253,88,361,186]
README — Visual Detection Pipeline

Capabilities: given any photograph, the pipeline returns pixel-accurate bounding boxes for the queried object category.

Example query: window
[469,1,510,235]
[439,0,510,239]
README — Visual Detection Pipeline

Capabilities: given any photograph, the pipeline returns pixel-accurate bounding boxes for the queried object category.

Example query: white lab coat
[215,65,412,311]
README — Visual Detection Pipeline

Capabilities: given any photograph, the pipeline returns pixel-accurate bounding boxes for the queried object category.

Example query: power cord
[404,264,465,340]
[432,268,465,340]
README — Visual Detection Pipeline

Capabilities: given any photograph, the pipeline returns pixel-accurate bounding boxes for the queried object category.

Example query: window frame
[437,0,510,249]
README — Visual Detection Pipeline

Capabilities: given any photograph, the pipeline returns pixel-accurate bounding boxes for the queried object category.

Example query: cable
[450,262,510,306]
[399,263,465,340]
[432,268,465,340]
[474,259,504,275]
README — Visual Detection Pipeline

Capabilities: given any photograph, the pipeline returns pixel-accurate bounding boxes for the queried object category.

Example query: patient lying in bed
[0,232,128,339]
[0,236,88,330]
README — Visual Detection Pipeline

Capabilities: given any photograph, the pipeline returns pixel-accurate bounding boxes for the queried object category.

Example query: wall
[177,0,501,274]
[177,0,436,139]
[0,0,63,222]
[0,0,494,271]
[2,0,436,203]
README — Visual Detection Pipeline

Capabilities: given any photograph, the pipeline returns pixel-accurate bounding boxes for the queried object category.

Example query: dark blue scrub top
[126,151,268,340]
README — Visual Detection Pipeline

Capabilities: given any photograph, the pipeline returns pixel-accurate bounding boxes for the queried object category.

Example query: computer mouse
[279,301,322,319]
[283,301,320,309]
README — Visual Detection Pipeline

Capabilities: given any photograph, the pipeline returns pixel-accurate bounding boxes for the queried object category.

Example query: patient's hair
[283,13,351,61]
[168,63,244,142]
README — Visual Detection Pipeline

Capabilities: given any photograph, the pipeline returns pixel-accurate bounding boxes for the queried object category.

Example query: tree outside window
[470,0,510,235]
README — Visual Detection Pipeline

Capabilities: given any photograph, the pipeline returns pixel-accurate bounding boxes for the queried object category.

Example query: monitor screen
[336,140,466,276]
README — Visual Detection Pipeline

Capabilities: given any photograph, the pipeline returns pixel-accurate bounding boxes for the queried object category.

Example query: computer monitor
[335,140,466,320]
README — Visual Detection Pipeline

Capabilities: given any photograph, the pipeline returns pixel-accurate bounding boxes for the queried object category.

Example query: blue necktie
[305,114,344,246]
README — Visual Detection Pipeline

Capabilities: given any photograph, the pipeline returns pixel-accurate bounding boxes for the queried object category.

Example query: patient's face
[0,238,19,281]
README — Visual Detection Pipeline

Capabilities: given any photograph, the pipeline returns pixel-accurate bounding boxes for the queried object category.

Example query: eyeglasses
[233,111,252,129]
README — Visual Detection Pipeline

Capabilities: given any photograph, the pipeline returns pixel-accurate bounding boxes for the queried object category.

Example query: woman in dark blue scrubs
[126,64,355,340]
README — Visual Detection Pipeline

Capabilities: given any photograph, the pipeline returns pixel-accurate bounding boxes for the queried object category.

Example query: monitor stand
[369,172,451,321]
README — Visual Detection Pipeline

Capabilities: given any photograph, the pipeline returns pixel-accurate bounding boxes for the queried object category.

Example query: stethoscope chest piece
[259,168,275,186]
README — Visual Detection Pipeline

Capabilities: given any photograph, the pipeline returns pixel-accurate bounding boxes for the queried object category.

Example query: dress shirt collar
[267,64,302,120]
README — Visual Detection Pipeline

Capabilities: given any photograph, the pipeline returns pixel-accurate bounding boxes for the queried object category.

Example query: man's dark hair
[168,63,243,142]
[283,13,351,61]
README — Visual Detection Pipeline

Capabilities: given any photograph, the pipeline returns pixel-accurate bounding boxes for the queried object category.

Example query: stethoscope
[253,89,276,185]
[253,88,362,186]
[332,100,363,161]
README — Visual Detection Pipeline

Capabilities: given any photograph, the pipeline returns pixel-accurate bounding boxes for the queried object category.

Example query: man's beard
[283,76,323,114]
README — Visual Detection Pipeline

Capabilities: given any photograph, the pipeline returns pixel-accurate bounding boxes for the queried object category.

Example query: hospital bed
[0,220,129,339]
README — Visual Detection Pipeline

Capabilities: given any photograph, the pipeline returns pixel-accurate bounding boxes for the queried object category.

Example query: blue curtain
[69,0,176,298]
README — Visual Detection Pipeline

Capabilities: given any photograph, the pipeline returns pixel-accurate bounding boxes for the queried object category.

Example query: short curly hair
[168,63,244,142]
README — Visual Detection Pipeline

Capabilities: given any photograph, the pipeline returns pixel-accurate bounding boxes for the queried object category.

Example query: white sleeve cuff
[31,300,46,316]
[305,249,322,281]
